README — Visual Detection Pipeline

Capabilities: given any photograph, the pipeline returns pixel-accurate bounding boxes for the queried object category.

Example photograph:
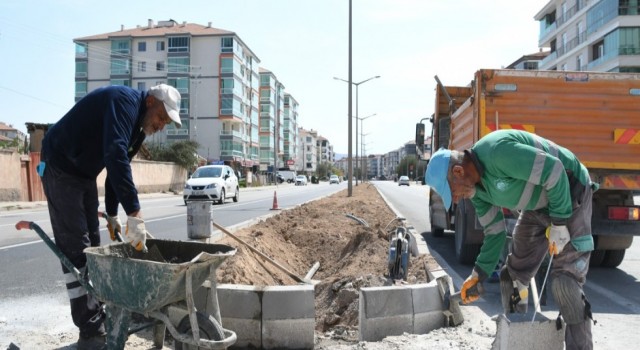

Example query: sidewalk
[0,182,294,212]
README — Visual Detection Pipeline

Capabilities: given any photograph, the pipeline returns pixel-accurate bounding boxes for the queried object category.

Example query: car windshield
[193,167,222,178]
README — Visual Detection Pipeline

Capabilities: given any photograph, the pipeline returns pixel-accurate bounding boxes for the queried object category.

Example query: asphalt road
[373,180,640,350]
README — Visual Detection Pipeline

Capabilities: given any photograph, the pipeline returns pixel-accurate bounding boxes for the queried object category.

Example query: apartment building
[536,0,640,72]
[258,68,286,171]
[73,19,263,173]
[316,136,335,165]
[283,93,299,170]
[297,128,317,174]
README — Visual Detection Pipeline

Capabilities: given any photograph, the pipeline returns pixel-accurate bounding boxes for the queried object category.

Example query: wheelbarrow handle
[15,220,94,294]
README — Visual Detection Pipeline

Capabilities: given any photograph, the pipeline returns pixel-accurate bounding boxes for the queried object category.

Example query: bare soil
[215,183,439,336]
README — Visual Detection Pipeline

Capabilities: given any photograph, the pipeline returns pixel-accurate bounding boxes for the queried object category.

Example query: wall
[0,150,187,201]
[0,150,23,201]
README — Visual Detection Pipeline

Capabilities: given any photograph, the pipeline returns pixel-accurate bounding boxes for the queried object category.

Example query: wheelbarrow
[15,220,237,350]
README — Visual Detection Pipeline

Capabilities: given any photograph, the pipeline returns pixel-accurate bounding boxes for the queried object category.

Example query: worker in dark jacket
[426,130,596,350]
[40,84,181,349]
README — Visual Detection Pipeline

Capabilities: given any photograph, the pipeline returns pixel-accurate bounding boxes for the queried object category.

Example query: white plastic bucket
[187,201,213,239]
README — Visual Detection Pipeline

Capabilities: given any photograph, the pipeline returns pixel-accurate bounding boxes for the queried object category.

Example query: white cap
[148,84,182,128]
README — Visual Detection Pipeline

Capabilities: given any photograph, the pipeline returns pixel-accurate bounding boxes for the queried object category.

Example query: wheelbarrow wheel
[174,311,225,349]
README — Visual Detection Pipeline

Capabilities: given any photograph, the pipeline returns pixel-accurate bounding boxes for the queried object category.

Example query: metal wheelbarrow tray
[84,239,232,313]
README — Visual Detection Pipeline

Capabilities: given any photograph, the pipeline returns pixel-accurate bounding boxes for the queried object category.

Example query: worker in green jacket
[426,129,596,350]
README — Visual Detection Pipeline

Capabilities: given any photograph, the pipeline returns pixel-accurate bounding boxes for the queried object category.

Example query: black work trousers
[42,163,105,338]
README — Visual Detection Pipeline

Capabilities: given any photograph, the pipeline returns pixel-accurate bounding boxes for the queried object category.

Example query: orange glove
[461,268,485,304]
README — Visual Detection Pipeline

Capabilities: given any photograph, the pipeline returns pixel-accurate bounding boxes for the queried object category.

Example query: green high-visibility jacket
[469,129,591,276]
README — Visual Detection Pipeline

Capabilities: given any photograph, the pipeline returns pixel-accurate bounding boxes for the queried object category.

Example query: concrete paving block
[359,286,414,341]
[217,284,263,349]
[262,319,315,349]
[262,285,315,349]
[409,282,445,333]
[409,281,442,313]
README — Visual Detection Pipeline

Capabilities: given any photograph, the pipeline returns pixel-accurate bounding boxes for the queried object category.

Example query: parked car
[398,175,410,186]
[183,165,240,204]
[329,174,340,184]
[295,175,308,186]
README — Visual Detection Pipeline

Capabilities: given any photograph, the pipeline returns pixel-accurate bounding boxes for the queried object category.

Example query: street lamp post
[334,75,380,186]
[358,113,376,182]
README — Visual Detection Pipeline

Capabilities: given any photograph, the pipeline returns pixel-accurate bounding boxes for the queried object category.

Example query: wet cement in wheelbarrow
[213,183,440,339]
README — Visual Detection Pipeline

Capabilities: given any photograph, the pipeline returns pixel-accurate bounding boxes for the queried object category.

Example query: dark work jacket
[41,85,147,215]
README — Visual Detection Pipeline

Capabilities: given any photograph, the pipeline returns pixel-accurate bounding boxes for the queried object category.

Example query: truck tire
[601,249,625,268]
[589,249,605,267]
[429,202,445,237]
[454,199,482,265]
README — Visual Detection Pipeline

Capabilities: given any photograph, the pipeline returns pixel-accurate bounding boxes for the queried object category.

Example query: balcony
[220,130,245,139]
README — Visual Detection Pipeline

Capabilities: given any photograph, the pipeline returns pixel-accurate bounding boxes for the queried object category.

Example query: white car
[329,175,340,184]
[398,175,410,186]
[295,175,308,186]
[183,165,239,204]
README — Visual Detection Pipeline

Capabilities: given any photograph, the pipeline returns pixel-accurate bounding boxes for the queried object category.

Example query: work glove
[106,215,122,241]
[126,216,148,252]
[546,224,570,255]
[461,267,486,304]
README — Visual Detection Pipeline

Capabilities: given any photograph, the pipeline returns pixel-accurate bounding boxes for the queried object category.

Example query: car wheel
[218,189,225,205]
[233,187,239,202]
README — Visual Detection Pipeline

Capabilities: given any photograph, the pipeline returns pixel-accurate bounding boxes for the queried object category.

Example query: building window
[75,61,87,78]
[111,39,130,55]
[221,37,233,53]
[75,43,88,58]
[168,57,190,73]
[110,58,130,74]
[221,57,234,73]
[260,75,270,86]
[138,61,146,72]
[75,81,87,98]
[156,41,165,51]
[156,61,165,71]
[110,79,131,87]
[168,37,190,53]
[137,82,146,91]
[168,77,189,94]
[138,42,146,52]
[220,78,234,94]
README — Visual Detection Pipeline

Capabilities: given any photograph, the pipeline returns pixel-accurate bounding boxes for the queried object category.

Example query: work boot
[77,333,106,350]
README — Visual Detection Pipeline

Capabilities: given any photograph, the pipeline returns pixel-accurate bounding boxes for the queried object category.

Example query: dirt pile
[215,183,438,335]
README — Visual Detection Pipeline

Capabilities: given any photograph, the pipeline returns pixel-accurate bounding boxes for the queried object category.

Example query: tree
[146,140,200,170]
[396,155,418,179]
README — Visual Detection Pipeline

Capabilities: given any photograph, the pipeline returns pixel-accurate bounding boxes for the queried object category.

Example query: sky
[0,0,549,156]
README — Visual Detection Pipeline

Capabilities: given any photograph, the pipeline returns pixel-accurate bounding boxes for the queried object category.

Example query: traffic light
[415,123,425,147]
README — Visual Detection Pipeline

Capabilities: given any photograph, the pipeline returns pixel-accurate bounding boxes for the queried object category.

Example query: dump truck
[417,68,640,267]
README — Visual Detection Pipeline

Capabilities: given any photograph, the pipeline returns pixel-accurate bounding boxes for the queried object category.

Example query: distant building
[506,51,550,70]
[535,0,640,72]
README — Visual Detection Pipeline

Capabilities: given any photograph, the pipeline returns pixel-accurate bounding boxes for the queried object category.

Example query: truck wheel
[174,312,224,349]
[454,200,481,265]
[589,249,605,267]
[429,205,445,237]
[601,249,625,268]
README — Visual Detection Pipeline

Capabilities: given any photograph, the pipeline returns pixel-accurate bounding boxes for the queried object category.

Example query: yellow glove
[126,216,148,252]
[461,269,484,304]
[546,224,570,255]
[106,215,122,241]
